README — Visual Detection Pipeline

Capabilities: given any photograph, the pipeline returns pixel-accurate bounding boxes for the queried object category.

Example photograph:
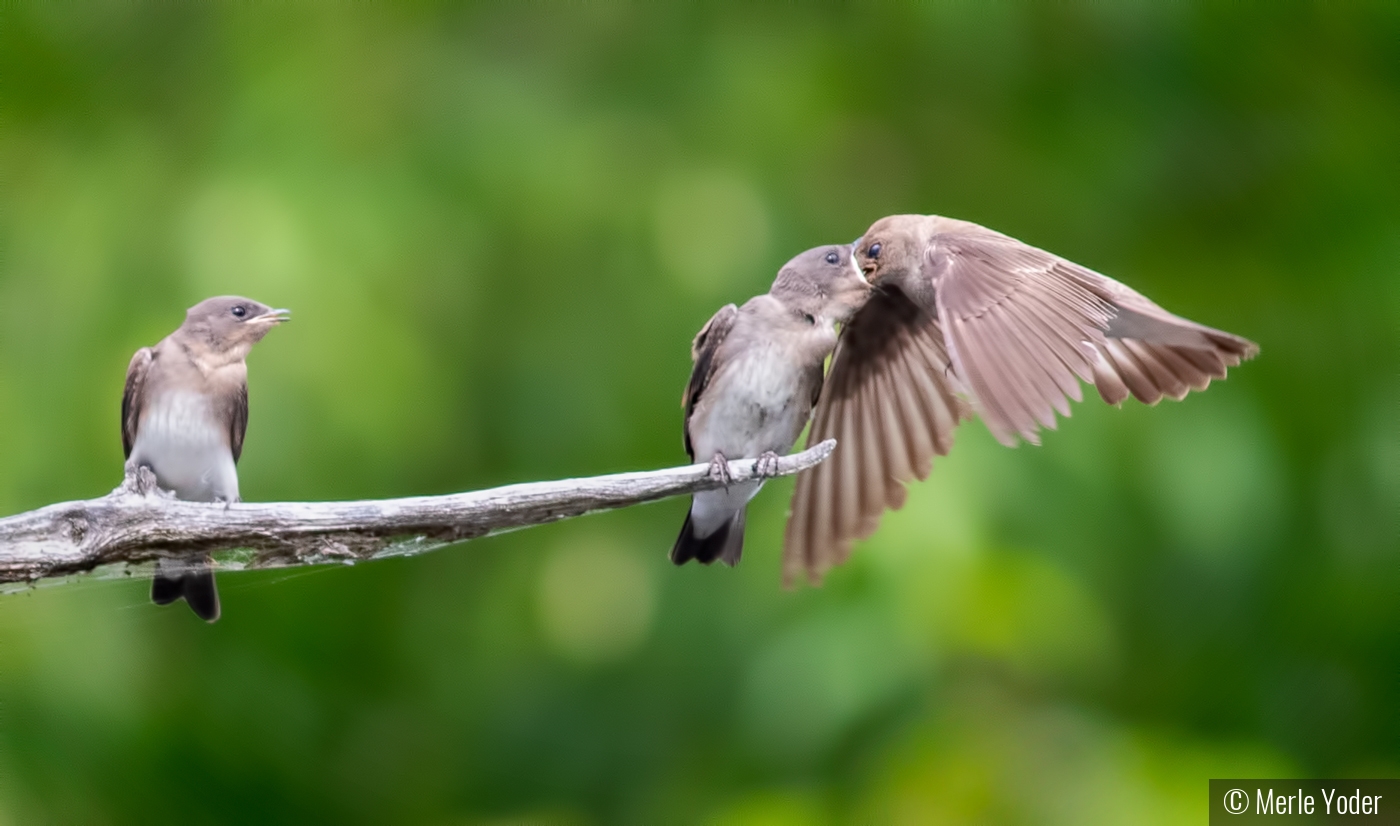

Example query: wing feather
[892,337,944,473]
[868,353,915,488]
[933,234,1114,445]
[784,288,967,584]
[228,382,249,463]
[785,215,1258,584]
[1152,345,1212,392]
[835,386,863,543]
[846,374,874,534]
[951,311,1049,444]
[1091,349,1131,405]
[121,348,153,459]
[930,223,1256,444]
[1175,343,1228,378]
[1122,339,1189,401]
[990,302,1068,425]
[1002,296,1086,406]
[681,304,739,460]
[1102,339,1161,404]
[906,327,968,454]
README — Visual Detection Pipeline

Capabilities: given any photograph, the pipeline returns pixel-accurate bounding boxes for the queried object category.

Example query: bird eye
[824,251,839,265]
[867,242,882,260]
[803,313,816,325]
[231,306,247,318]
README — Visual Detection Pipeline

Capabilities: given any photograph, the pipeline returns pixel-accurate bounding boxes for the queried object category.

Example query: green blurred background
[1,4,1396,824]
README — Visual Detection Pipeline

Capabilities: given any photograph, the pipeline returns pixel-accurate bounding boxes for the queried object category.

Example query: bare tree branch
[0,440,836,587]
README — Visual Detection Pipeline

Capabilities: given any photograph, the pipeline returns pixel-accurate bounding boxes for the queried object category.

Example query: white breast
[130,390,239,503]
[691,340,811,462]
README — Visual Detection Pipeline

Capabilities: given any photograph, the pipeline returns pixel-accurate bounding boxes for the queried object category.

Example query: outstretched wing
[1089,282,1259,408]
[681,303,739,461]
[121,348,153,459]
[929,222,1258,446]
[783,287,970,585]
[783,217,1258,585]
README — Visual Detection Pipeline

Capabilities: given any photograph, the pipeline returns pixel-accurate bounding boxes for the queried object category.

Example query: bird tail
[670,507,746,567]
[151,557,221,622]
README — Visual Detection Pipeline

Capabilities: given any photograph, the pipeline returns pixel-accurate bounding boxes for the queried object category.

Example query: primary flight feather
[784,215,1258,586]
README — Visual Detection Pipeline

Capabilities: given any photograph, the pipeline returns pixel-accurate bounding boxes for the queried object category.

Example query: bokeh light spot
[183,180,308,297]
[654,170,771,297]
[536,534,656,664]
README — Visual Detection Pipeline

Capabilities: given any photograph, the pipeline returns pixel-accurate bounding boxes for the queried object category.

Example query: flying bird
[122,296,290,621]
[784,215,1258,585]
[673,244,871,567]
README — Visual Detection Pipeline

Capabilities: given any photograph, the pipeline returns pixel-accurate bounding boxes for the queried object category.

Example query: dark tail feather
[670,508,746,567]
[150,573,183,605]
[716,509,745,566]
[151,560,221,623]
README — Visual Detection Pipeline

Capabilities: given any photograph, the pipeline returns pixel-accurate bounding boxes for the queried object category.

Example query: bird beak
[251,308,292,324]
[849,248,869,284]
[850,239,880,281]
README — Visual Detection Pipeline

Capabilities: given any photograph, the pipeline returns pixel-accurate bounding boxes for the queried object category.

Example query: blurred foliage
[1,4,1397,824]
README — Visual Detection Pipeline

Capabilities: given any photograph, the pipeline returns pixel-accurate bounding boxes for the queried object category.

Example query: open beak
[251,308,292,324]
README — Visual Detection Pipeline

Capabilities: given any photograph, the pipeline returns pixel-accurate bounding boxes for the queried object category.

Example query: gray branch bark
[0,440,835,587]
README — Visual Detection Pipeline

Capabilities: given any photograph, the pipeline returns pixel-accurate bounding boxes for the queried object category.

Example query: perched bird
[122,296,290,621]
[785,215,1259,585]
[673,244,871,567]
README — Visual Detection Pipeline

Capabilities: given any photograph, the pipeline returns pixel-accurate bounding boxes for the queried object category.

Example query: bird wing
[226,382,248,464]
[1086,280,1260,408]
[121,348,153,459]
[783,218,1259,585]
[783,287,971,585]
[682,303,739,461]
[929,222,1258,447]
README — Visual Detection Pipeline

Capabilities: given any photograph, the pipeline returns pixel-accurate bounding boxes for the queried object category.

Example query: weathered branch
[0,440,835,588]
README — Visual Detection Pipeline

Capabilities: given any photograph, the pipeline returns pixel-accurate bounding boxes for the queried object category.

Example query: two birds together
[121,214,1257,623]
[671,214,1258,586]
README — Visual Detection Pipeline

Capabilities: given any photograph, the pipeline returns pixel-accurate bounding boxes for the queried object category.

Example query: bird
[784,215,1259,585]
[672,244,871,567]
[122,296,290,621]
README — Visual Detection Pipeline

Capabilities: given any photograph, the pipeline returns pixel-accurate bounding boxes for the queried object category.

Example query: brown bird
[784,215,1258,585]
[673,244,870,567]
[122,296,290,621]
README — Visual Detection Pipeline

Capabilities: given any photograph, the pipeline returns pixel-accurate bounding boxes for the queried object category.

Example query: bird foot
[708,452,733,488]
[753,451,781,478]
[121,463,162,497]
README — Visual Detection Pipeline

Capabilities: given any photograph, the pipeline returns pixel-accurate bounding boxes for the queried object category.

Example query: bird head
[853,214,930,286]
[182,296,291,358]
[770,243,872,324]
